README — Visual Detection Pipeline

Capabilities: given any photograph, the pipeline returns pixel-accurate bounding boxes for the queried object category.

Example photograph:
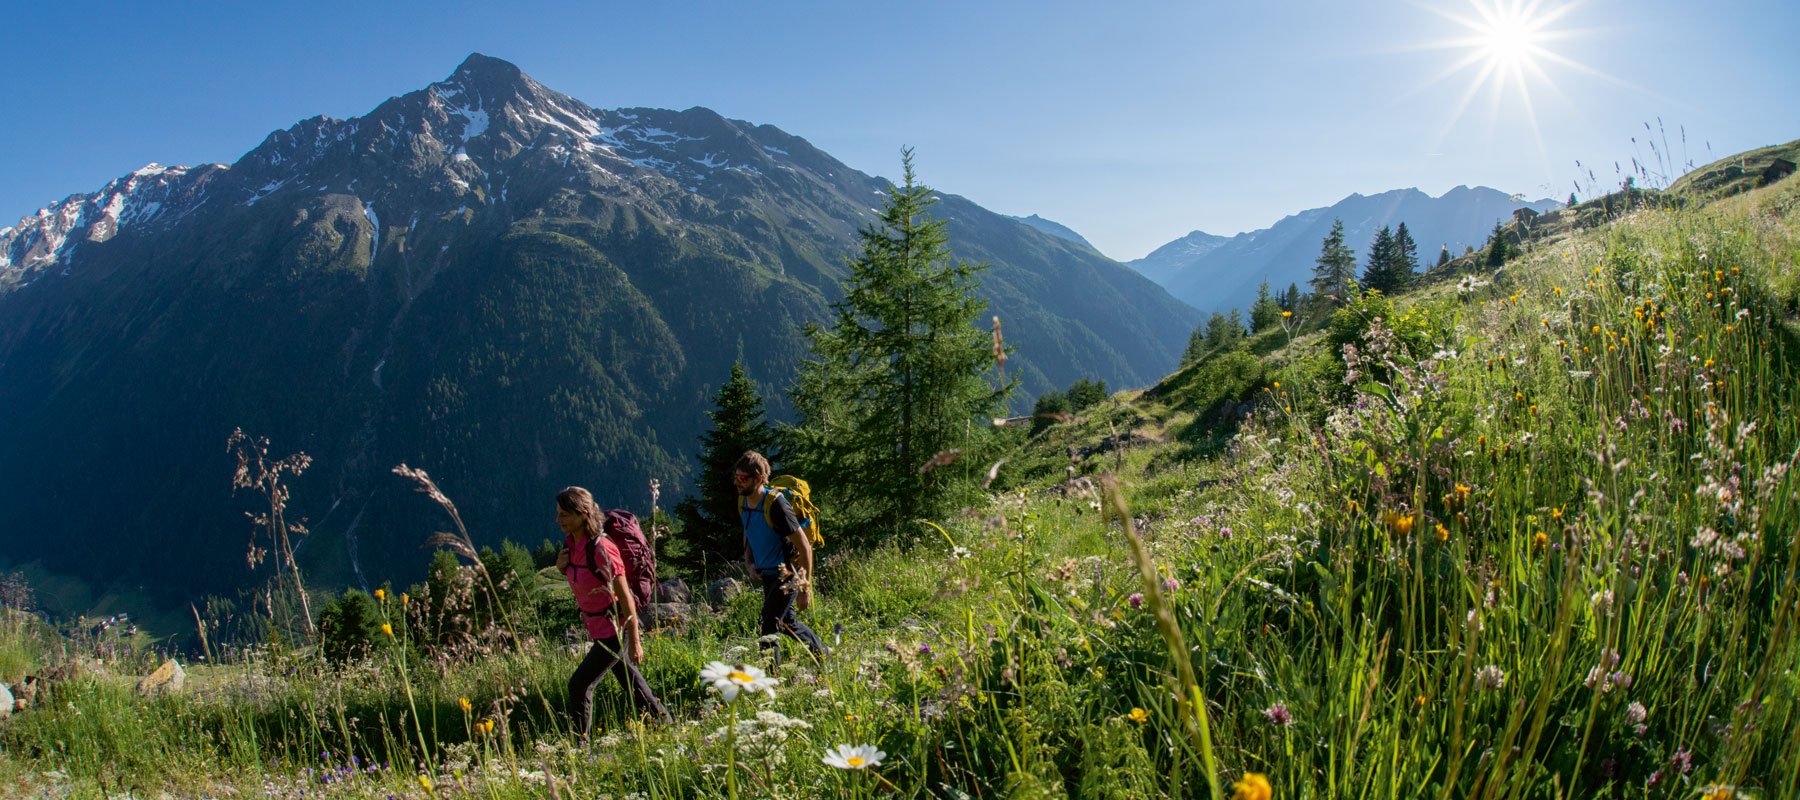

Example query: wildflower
[477,719,496,735]
[1670,746,1693,774]
[822,743,887,770]
[1435,523,1449,542]
[458,697,472,713]
[401,593,410,606]
[1263,703,1292,727]
[951,546,971,560]
[1231,773,1272,800]
[374,588,386,602]
[1281,310,1293,318]
[417,775,434,794]
[1626,702,1647,725]
[700,661,779,701]
[381,623,394,638]
[1162,577,1180,593]
[1476,665,1506,690]
[1127,592,1144,610]
[1384,510,1415,538]
[1533,532,1549,550]
[1128,707,1149,724]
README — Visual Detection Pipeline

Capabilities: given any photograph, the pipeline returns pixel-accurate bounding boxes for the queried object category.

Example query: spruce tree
[1065,378,1108,410]
[1280,282,1301,313]
[1485,221,1511,268]
[788,151,1010,543]
[1310,219,1357,308]
[1249,280,1282,332]
[1181,324,1208,366]
[1436,245,1451,270]
[1392,222,1419,291]
[1361,225,1398,292]
[673,361,776,576]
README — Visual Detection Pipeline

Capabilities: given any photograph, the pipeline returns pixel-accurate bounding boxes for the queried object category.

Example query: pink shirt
[564,534,627,640]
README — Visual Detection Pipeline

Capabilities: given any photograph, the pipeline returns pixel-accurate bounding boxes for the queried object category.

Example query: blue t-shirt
[741,488,792,570]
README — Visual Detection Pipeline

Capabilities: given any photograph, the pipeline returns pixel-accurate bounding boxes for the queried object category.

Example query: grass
[3,175,1799,798]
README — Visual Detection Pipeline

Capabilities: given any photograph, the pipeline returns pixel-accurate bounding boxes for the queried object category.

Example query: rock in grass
[0,683,11,719]
[136,658,186,696]
[657,578,693,604]
[706,578,743,607]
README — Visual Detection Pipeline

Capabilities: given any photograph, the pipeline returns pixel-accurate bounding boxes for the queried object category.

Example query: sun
[1408,0,1606,149]
[1469,1,1555,75]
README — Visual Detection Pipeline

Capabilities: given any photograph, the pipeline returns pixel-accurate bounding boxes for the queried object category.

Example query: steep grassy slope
[2,170,1797,798]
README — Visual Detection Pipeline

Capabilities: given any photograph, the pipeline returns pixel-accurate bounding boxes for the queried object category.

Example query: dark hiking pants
[759,572,828,664]
[567,636,671,734]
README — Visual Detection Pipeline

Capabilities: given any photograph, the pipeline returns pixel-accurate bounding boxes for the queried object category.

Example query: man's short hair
[734,451,771,482]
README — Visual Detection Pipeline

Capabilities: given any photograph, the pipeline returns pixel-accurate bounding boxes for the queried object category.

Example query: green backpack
[760,475,823,548]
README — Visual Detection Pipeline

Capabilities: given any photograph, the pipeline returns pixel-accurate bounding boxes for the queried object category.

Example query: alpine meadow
[2,7,1800,800]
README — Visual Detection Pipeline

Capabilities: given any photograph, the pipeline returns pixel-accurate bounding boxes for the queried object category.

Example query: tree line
[1181,217,1514,366]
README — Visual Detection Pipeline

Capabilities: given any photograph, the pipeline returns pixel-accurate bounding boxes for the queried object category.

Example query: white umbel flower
[700,661,779,701]
[822,743,887,770]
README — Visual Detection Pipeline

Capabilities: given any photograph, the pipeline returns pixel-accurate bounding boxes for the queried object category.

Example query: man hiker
[734,450,828,662]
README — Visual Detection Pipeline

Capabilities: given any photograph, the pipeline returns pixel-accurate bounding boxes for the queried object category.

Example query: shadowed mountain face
[0,54,1199,604]
[1131,187,1560,313]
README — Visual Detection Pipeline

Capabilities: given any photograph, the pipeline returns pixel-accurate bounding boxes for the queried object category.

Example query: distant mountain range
[1129,187,1560,313]
[0,54,1199,604]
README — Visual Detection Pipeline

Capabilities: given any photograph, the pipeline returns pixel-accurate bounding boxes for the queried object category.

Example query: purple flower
[1219,527,1234,540]
[1162,578,1180,593]
[1670,746,1693,774]
[1127,593,1144,610]
[1263,703,1292,726]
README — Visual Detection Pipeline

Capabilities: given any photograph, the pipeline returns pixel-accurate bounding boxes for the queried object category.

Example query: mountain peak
[449,53,527,87]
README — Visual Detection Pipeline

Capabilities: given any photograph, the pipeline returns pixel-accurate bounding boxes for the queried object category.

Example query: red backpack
[589,508,656,610]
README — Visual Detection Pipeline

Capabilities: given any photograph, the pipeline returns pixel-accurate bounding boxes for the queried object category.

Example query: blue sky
[3,0,1796,260]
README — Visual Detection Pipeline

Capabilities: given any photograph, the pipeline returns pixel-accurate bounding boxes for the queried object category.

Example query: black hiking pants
[759,572,828,663]
[567,636,671,734]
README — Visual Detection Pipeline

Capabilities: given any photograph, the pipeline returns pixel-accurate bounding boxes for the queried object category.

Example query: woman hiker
[734,451,829,664]
[555,486,673,732]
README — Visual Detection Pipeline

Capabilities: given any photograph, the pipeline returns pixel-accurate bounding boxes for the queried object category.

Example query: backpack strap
[580,536,617,617]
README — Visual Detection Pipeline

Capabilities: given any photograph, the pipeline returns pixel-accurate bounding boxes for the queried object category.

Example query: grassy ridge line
[1,175,1798,797]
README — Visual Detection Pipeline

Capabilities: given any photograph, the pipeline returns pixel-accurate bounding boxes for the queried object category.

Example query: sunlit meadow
[2,175,1797,798]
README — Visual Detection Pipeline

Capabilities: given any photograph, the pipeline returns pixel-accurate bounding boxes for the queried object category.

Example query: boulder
[645,602,694,629]
[656,578,693,604]
[0,683,11,720]
[706,578,744,607]
[136,658,186,696]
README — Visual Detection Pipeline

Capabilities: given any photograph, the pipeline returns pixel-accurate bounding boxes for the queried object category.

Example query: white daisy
[951,546,972,560]
[822,743,887,770]
[700,661,779,701]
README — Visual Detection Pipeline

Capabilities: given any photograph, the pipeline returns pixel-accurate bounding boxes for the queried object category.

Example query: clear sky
[3,0,1796,261]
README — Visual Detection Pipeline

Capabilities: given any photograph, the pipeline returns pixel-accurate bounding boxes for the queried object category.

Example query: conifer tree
[1436,245,1451,270]
[1310,219,1357,308]
[788,151,1010,543]
[1485,221,1511,268]
[673,361,776,576]
[1181,323,1208,366]
[1280,282,1301,313]
[1392,222,1419,291]
[1065,378,1108,410]
[1249,280,1282,332]
[1361,225,1399,292]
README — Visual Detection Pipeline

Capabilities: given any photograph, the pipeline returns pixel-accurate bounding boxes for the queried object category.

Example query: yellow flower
[417,775,434,794]
[458,697,472,713]
[1435,523,1449,542]
[401,593,410,606]
[381,623,393,638]
[1232,773,1272,800]
[1550,507,1563,521]
[1384,510,1415,538]
[1281,310,1292,318]
[374,588,386,602]
[1533,531,1549,550]
[1128,707,1149,724]
[1704,358,1716,368]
